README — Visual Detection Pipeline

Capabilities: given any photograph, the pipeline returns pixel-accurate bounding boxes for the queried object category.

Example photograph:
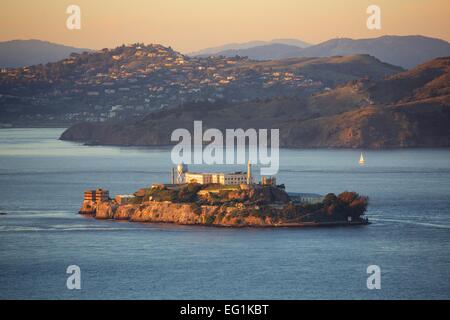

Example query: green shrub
[145,183,202,203]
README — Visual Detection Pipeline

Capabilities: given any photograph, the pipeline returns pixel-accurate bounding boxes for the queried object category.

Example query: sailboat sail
[359,153,365,165]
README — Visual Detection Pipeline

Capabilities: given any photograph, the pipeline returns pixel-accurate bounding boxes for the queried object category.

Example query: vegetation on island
[80,181,369,226]
[122,183,369,224]
[144,183,203,203]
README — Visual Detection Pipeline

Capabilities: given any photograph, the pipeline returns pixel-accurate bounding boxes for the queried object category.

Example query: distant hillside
[298,35,450,69]
[209,43,303,60]
[190,39,310,56]
[0,44,401,125]
[363,57,450,103]
[0,39,92,68]
[197,35,450,69]
[246,55,403,86]
[60,57,450,148]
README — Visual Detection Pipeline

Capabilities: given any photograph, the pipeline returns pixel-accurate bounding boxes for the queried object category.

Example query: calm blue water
[0,128,449,299]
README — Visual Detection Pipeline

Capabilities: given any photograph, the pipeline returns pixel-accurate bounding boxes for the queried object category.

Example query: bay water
[0,128,449,299]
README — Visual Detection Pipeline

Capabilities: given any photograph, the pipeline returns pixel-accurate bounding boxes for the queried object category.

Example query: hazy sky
[1,0,449,52]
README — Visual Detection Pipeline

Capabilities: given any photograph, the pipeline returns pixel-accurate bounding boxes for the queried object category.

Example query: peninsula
[79,163,369,227]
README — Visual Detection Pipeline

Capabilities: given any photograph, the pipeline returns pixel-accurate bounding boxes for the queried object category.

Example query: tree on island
[323,192,368,218]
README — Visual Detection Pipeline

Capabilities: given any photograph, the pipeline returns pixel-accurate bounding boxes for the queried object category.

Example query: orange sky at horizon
[1,0,449,53]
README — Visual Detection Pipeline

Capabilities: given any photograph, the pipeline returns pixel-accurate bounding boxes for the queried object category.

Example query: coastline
[0,127,447,150]
[80,211,371,228]
[79,187,370,229]
[59,134,450,150]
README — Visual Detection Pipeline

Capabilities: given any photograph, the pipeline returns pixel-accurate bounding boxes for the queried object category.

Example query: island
[78,164,369,228]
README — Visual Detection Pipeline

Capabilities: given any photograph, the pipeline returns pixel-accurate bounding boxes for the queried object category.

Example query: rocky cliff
[82,201,273,226]
[79,189,369,227]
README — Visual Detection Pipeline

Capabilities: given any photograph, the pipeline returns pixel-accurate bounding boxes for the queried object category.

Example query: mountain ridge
[197,43,304,60]
[189,38,311,56]
[193,35,450,69]
[0,39,92,68]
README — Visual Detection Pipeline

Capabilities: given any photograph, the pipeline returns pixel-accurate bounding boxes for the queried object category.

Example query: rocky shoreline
[79,194,369,228]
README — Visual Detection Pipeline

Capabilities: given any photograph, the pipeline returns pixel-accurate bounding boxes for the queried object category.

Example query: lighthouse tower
[246,160,253,185]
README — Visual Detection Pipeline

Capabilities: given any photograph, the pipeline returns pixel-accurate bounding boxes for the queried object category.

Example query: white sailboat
[359,152,365,166]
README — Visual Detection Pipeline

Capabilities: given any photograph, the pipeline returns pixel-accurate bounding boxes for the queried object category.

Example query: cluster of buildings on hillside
[169,161,274,187]
[0,43,324,124]
[83,162,325,206]
[172,161,260,186]
[84,162,277,204]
